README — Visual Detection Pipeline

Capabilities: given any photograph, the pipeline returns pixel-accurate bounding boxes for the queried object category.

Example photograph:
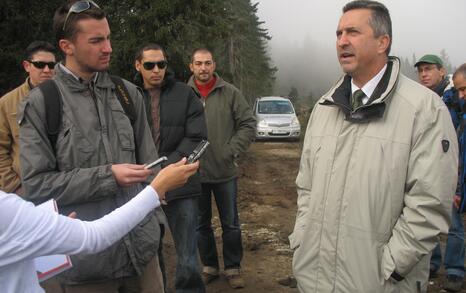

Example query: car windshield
[258,100,294,114]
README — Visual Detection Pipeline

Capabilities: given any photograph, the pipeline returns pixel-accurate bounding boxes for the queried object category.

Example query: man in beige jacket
[290,1,458,292]
[0,41,56,195]
[0,41,59,292]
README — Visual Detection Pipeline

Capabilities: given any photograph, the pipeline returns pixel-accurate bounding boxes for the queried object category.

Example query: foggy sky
[255,0,465,97]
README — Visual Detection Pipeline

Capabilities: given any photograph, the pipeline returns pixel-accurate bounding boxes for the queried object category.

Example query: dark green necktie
[351,89,366,110]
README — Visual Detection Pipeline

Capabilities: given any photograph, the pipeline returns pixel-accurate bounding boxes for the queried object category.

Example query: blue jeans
[431,205,465,278]
[197,178,243,270]
[162,197,205,293]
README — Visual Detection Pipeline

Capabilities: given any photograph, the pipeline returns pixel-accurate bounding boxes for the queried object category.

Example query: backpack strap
[38,79,62,152]
[110,75,139,159]
[39,76,137,154]
[110,75,136,126]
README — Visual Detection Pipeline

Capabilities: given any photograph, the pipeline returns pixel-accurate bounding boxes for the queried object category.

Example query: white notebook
[34,199,73,282]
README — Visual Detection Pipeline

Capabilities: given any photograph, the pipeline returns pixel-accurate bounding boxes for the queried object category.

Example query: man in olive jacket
[135,43,207,292]
[18,2,163,292]
[291,1,458,292]
[187,48,255,289]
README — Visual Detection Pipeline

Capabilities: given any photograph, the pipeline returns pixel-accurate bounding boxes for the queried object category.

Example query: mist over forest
[269,40,458,104]
[256,0,465,105]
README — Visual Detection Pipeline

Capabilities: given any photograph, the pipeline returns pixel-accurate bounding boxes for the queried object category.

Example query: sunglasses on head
[63,0,101,32]
[29,60,57,69]
[143,61,168,70]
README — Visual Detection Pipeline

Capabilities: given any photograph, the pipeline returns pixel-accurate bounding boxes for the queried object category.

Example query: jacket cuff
[7,178,21,194]
[289,229,302,250]
[381,244,397,280]
[390,271,404,282]
[100,164,118,194]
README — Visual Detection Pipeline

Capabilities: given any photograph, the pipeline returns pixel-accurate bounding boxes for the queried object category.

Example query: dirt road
[163,141,300,292]
[163,141,465,292]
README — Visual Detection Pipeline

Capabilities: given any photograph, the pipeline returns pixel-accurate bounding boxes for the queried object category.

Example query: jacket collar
[434,75,454,97]
[24,77,34,90]
[55,63,114,92]
[134,70,176,93]
[320,56,400,123]
[187,73,226,96]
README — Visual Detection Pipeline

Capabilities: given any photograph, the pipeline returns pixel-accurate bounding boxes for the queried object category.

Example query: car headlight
[291,117,300,127]
[258,119,268,127]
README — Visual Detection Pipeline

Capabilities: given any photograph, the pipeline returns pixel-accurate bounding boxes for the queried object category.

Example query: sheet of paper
[34,199,73,282]
[34,254,72,282]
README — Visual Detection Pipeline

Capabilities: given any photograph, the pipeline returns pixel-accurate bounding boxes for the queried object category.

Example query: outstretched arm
[0,159,199,266]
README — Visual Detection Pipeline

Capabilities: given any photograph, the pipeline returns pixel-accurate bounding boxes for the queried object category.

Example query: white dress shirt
[351,64,387,105]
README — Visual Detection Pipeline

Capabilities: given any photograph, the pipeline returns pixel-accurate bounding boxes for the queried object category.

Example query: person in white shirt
[0,158,198,293]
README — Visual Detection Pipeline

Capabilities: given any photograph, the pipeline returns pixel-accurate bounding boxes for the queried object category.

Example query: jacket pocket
[65,241,121,282]
[8,113,19,139]
[56,122,94,170]
[222,142,235,168]
[382,279,400,293]
[131,213,159,264]
[293,142,322,250]
[292,223,319,277]
[296,137,322,192]
[109,100,135,152]
[380,142,407,230]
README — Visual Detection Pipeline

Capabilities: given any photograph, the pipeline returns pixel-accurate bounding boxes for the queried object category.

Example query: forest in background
[2,1,459,110]
[0,0,276,104]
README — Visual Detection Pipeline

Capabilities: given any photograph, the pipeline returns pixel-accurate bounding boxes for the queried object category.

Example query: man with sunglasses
[134,43,207,293]
[0,41,56,196]
[18,1,164,292]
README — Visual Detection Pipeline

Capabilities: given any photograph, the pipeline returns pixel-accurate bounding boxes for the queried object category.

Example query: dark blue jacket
[458,109,466,213]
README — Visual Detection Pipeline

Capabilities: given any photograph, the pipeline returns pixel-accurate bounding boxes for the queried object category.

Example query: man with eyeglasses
[0,41,56,196]
[415,54,465,292]
[187,48,255,289]
[415,54,461,126]
[134,43,207,292]
[18,1,164,292]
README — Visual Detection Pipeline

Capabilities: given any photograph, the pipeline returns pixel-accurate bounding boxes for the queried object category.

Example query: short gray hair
[343,0,392,55]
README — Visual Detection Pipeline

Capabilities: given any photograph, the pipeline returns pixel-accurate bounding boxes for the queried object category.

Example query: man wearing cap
[416,54,461,125]
[416,55,464,291]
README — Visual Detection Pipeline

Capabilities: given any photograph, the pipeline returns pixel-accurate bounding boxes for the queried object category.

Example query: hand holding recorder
[144,156,168,169]
[144,139,208,170]
[187,140,209,163]
[111,163,154,187]
[150,158,199,200]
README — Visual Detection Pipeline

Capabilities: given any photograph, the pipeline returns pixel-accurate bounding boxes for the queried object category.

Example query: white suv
[254,96,301,140]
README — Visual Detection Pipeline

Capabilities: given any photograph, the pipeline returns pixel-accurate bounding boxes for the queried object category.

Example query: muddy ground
[163,141,465,293]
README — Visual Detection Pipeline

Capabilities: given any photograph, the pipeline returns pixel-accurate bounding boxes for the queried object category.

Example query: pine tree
[0,0,61,95]
[1,0,276,98]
